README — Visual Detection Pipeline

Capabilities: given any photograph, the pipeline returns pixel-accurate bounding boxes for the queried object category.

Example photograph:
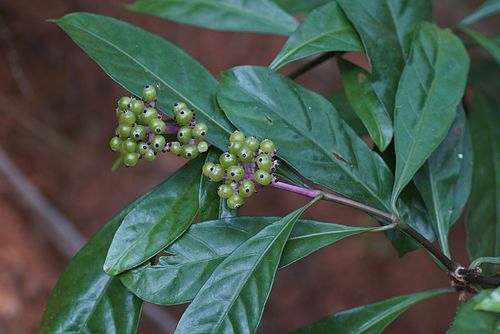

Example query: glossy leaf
[270,2,362,69]
[459,0,500,26]
[461,28,500,65]
[475,287,500,313]
[272,0,331,14]
[38,202,143,333]
[296,289,451,334]
[392,23,470,205]
[174,200,318,334]
[338,0,432,118]
[199,148,223,222]
[338,58,393,151]
[120,217,377,305]
[414,107,472,257]
[55,13,234,149]
[467,90,500,259]
[449,290,500,333]
[330,91,367,138]
[217,66,393,211]
[104,158,203,275]
[128,0,298,36]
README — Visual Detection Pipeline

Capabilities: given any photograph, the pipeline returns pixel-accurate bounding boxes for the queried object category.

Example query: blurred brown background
[0,0,495,333]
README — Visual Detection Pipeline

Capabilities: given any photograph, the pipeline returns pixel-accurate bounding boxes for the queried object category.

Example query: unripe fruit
[149,119,167,134]
[175,108,193,125]
[129,99,145,115]
[137,142,149,155]
[237,145,254,163]
[151,135,166,152]
[192,123,208,139]
[169,141,182,156]
[228,141,243,155]
[118,96,131,111]
[229,131,245,143]
[239,180,255,198]
[202,162,214,177]
[260,139,275,154]
[227,194,244,209]
[119,111,136,125]
[116,124,132,138]
[131,125,146,141]
[144,149,156,161]
[217,184,234,199]
[219,152,238,168]
[116,107,125,118]
[109,137,122,152]
[256,154,272,170]
[227,165,245,181]
[245,136,260,151]
[141,107,158,125]
[122,138,138,153]
[124,152,139,167]
[181,144,199,160]
[172,102,188,116]
[177,126,192,144]
[142,85,157,102]
[254,169,272,185]
[197,141,209,153]
[207,164,224,182]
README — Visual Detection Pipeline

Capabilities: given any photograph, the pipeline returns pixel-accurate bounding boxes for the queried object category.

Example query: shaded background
[0,0,496,333]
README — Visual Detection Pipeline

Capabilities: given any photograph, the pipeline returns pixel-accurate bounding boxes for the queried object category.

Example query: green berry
[131,125,146,141]
[175,108,193,125]
[150,119,166,134]
[254,169,272,185]
[237,145,254,163]
[169,141,182,156]
[229,131,245,143]
[217,184,234,199]
[245,136,260,151]
[177,126,192,144]
[192,123,208,140]
[197,141,209,153]
[260,139,275,154]
[172,102,188,116]
[239,180,255,198]
[226,165,245,181]
[181,144,199,160]
[144,149,156,161]
[228,141,243,155]
[119,111,136,125]
[109,137,122,152]
[122,138,137,153]
[151,135,166,152]
[202,162,215,177]
[118,96,132,111]
[142,85,157,102]
[124,152,139,167]
[141,107,158,125]
[137,142,149,155]
[116,107,125,118]
[227,194,244,209]
[116,124,132,138]
[256,154,272,170]
[129,99,145,115]
[219,152,238,168]
[207,164,224,182]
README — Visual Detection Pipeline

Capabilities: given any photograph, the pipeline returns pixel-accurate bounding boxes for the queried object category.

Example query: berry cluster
[109,85,208,167]
[202,131,278,209]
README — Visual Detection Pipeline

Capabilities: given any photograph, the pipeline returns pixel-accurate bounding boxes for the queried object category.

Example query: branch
[287,52,340,79]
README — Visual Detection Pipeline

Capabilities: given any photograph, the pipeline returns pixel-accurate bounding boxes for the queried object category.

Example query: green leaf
[199,148,223,222]
[391,23,470,205]
[475,287,500,313]
[104,158,203,275]
[461,28,500,65]
[337,58,393,151]
[295,289,451,334]
[128,0,298,36]
[38,204,143,333]
[330,91,367,138]
[217,66,393,211]
[120,217,376,305]
[413,107,472,257]
[459,0,500,26]
[338,0,432,119]
[270,2,362,69]
[449,290,500,333]
[470,257,500,269]
[467,89,500,259]
[174,199,318,333]
[272,0,331,14]
[55,12,234,150]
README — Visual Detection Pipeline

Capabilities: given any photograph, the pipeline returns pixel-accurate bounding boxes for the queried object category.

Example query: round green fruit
[175,108,193,125]
[142,85,157,102]
[207,164,224,182]
[202,162,214,177]
[117,96,131,111]
[137,142,149,155]
[226,165,245,181]
[150,119,167,134]
[217,184,234,199]
[116,124,132,138]
[122,138,138,153]
[237,145,254,163]
[144,149,156,161]
[119,111,136,126]
[181,144,199,160]
[172,102,188,116]
[131,125,146,141]
[219,152,237,167]
[227,194,244,209]
[254,169,272,185]
[229,131,245,143]
[109,137,122,152]
[177,126,192,144]
[192,123,208,140]
[260,139,275,154]
[141,107,158,125]
[151,135,166,152]
[124,152,139,167]
[239,180,255,198]
[197,141,209,153]
[129,99,145,115]
[256,154,272,170]
[228,141,243,155]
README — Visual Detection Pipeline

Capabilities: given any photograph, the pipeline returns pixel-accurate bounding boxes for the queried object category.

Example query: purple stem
[270,181,321,198]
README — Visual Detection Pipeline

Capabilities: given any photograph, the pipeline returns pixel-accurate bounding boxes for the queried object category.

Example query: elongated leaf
[475,287,500,313]
[330,91,367,138]
[128,0,298,36]
[391,23,469,205]
[217,66,393,211]
[414,107,472,257]
[272,0,331,14]
[104,158,203,275]
[295,289,451,334]
[270,2,362,69]
[449,290,500,333]
[461,28,500,65]
[199,148,223,221]
[338,58,393,151]
[38,203,143,333]
[459,0,500,26]
[55,13,234,149]
[120,217,377,305]
[338,0,432,118]
[467,90,500,259]
[174,200,318,333]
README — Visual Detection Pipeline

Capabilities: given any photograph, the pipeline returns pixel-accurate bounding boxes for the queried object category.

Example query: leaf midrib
[485,105,500,256]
